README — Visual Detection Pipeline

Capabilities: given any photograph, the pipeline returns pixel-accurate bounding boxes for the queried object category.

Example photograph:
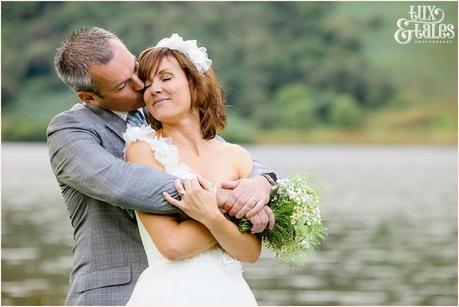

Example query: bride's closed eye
[143,83,152,91]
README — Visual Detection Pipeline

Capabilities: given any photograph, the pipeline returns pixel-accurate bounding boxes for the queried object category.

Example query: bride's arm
[137,213,216,260]
[163,144,262,263]
[198,205,261,263]
[126,141,217,260]
[165,179,261,263]
[202,144,261,263]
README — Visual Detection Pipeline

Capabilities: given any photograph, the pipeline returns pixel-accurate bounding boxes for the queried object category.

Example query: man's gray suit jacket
[46,103,272,305]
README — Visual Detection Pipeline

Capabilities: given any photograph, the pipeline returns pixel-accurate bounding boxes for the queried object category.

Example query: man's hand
[249,206,275,233]
[221,175,272,219]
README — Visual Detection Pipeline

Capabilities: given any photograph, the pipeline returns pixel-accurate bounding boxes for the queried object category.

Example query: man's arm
[250,160,278,181]
[47,112,183,215]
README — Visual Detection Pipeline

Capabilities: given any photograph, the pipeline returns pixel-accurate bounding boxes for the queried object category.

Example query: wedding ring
[209,183,217,192]
[249,197,257,204]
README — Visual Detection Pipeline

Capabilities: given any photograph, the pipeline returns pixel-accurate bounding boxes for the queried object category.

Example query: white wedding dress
[123,125,257,306]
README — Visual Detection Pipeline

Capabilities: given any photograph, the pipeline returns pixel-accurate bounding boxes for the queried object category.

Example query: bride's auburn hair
[138,47,227,140]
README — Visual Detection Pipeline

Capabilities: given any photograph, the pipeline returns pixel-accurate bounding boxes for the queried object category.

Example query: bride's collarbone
[176,141,239,181]
[181,155,238,183]
[178,141,223,164]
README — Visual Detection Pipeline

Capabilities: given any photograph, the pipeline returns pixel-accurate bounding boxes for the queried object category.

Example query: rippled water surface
[2,143,457,305]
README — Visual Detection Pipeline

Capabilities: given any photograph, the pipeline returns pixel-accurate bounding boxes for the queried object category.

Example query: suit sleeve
[47,112,184,216]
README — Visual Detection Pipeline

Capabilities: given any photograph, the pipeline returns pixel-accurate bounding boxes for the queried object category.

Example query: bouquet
[232,175,327,269]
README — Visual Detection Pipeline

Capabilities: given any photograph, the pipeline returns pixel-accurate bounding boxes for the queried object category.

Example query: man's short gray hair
[54,26,121,95]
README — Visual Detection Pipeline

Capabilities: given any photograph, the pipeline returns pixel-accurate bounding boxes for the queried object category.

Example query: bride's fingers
[162,192,182,208]
[174,179,185,195]
[190,177,201,190]
[183,179,192,191]
[196,175,215,192]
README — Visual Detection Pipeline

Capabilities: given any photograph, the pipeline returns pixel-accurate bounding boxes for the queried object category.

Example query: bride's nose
[151,81,162,94]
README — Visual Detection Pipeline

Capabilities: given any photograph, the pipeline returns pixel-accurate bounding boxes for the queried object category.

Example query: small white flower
[299,237,310,248]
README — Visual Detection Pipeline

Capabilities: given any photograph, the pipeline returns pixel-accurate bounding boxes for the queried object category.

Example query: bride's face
[143,56,192,124]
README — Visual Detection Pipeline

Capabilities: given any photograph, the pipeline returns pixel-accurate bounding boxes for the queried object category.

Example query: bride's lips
[152,97,170,106]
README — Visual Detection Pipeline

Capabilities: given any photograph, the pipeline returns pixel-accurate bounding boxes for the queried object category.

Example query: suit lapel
[105,116,128,140]
[84,104,127,140]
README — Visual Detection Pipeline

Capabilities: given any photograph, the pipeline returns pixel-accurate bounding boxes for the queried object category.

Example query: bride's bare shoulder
[213,141,253,178]
[125,140,164,171]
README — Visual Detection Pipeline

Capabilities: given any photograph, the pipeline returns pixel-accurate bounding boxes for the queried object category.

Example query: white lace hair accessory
[155,33,212,73]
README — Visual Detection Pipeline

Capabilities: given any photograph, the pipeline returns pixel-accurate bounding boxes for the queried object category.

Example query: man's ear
[78,91,99,105]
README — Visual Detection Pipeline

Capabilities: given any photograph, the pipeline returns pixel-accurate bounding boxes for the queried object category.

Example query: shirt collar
[112,110,128,121]
[112,108,145,122]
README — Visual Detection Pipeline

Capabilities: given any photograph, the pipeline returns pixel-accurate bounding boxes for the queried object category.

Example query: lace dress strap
[123,125,196,179]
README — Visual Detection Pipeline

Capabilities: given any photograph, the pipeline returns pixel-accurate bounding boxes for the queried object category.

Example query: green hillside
[1,2,457,143]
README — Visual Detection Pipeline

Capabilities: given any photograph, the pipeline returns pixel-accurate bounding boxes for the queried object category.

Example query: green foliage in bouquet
[235,175,327,269]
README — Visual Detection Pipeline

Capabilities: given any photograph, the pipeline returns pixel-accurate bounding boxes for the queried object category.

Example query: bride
[123,34,260,305]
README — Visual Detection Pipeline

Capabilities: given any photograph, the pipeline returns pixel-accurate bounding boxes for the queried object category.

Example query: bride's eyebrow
[156,69,173,76]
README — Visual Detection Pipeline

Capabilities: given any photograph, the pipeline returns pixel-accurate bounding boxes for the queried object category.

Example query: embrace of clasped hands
[164,175,275,234]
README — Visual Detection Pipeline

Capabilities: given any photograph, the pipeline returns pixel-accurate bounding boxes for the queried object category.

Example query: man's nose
[131,74,145,91]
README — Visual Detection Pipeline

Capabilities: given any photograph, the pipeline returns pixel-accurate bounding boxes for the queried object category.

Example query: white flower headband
[155,33,212,73]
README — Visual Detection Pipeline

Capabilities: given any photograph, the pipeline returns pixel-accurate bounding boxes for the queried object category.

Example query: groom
[47,26,277,305]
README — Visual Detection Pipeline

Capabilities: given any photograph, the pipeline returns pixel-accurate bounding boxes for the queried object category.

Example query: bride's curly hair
[138,47,227,140]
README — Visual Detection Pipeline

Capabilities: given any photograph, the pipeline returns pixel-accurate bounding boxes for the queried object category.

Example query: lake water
[1,143,457,305]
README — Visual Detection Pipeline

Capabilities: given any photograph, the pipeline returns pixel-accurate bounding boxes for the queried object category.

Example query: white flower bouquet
[234,175,327,269]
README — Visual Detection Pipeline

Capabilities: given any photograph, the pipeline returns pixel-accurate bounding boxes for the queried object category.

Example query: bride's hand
[162,175,221,224]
